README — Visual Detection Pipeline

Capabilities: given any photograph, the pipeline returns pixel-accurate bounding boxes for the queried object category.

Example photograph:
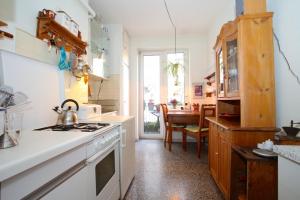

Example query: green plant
[166,62,183,86]
[167,62,181,78]
[144,121,160,132]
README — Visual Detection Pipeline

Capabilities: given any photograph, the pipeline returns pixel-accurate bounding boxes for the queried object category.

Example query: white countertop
[0,130,92,182]
[0,115,132,182]
[82,115,134,124]
[0,124,118,182]
[273,145,300,164]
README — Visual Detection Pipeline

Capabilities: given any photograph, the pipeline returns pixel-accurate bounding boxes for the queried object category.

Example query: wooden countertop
[206,117,280,132]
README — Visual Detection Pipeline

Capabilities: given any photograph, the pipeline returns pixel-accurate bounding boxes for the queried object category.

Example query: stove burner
[34,123,110,132]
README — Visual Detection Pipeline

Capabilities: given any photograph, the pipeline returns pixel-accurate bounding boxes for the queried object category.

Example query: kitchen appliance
[35,106,121,200]
[78,104,102,120]
[35,123,109,132]
[86,127,120,200]
[53,99,79,126]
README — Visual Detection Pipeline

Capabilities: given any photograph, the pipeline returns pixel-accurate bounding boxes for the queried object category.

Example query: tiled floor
[124,140,223,200]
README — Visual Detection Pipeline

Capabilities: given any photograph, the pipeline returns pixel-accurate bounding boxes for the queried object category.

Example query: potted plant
[170,99,178,109]
[167,62,182,86]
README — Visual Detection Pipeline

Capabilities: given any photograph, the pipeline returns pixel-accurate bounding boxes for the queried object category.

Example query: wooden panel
[218,132,231,199]
[209,123,219,182]
[231,131,275,147]
[238,14,276,127]
[247,161,277,200]
[244,0,266,14]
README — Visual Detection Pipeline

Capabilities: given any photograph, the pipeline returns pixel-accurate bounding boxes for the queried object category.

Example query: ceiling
[90,0,229,37]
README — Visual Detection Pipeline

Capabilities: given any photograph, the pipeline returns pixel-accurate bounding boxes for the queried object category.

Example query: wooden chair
[160,104,185,148]
[183,104,216,158]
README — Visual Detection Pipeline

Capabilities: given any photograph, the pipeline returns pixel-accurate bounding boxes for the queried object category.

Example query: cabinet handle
[215,152,219,155]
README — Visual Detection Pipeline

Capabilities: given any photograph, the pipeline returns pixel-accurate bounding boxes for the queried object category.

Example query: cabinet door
[218,131,231,199]
[217,48,226,97]
[120,118,136,199]
[209,123,219,181]
[225,38,239,97]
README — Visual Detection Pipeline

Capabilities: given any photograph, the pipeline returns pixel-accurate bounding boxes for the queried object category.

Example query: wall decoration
[192,82,204,99]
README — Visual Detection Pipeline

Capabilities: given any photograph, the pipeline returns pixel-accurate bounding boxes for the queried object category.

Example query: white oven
[86,127,120,200]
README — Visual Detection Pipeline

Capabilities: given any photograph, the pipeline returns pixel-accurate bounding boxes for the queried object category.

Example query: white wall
[207,1,235,70]
[130,35,208,137]
[0,50,62,130]
[267,0,300,127]
[0,0,90,104]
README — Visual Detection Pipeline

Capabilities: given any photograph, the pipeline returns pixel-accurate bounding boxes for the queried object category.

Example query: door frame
[139,51,164,139]
[138,49,189,139]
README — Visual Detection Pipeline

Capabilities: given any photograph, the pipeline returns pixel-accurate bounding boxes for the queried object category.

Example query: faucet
[291,120,300,127]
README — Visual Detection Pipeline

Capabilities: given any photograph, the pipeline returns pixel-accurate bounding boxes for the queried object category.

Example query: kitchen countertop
[0,125,117,182]
[82,115,134,124]
[273,145,300,164]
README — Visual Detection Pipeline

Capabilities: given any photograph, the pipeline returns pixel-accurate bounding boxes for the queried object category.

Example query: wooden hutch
[206,0,278,199]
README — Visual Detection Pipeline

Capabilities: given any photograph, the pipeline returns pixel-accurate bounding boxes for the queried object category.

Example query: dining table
[167,110,200,151]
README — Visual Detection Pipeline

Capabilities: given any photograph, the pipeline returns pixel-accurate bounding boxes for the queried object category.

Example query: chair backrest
[160,104,168,126]
[199,104,216,129]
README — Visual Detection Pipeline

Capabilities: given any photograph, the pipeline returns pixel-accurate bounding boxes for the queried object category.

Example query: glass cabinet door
[217,49,225,97]
[226,39,239,96]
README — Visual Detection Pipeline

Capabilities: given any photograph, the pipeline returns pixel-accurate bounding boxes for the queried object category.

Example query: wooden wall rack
[0,20,14,39]
[36,16,87,56]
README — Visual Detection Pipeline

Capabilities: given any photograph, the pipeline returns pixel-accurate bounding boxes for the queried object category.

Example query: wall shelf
[0,20,14,39]
[205,72,216,86]
[36,16,87,56]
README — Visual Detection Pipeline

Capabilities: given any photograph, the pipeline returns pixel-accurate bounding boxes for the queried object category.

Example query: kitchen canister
[70,20,79,36]
[55,11,72,31]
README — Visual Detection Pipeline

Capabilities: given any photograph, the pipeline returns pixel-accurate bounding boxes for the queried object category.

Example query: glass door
[217,49,225,97]
[142,54,162,137]
[226,39,239,97]
[139,51,188,139]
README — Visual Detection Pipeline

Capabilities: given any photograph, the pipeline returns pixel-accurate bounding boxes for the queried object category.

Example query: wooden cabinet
[208,1,278,199]
[207,118,278,200]
[214,11,276,128]
[231,145,277,200]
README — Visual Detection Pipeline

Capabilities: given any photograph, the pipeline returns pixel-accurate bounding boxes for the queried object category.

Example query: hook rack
[36,16,87,56]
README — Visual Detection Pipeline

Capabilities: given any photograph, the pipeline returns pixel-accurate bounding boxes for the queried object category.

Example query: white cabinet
[41,166,88,200]
[0,145,86,200]
[120,117,135,199]
[278,156,300,200]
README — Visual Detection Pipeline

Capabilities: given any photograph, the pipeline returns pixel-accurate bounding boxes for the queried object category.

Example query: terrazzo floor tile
[124,140,223,200]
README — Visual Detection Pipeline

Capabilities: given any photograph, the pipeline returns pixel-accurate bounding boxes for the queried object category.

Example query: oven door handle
[87,139,119,164]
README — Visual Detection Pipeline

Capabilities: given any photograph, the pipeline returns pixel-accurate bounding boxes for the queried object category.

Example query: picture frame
[192,82,204,99]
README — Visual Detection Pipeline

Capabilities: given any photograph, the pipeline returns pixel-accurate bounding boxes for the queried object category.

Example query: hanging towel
[58,47,70,70]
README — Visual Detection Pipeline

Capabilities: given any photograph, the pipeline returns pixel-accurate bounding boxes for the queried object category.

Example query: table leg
[168,120,173,151]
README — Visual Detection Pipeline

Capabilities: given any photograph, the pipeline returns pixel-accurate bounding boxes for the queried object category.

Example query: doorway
[142,54,162,137]
[139,50,189,139]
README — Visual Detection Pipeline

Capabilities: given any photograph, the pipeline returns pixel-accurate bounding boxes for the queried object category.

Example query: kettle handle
[61,99,79,111]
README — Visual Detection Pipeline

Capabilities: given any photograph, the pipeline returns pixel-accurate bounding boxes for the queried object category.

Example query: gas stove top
[34,123,110,132]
